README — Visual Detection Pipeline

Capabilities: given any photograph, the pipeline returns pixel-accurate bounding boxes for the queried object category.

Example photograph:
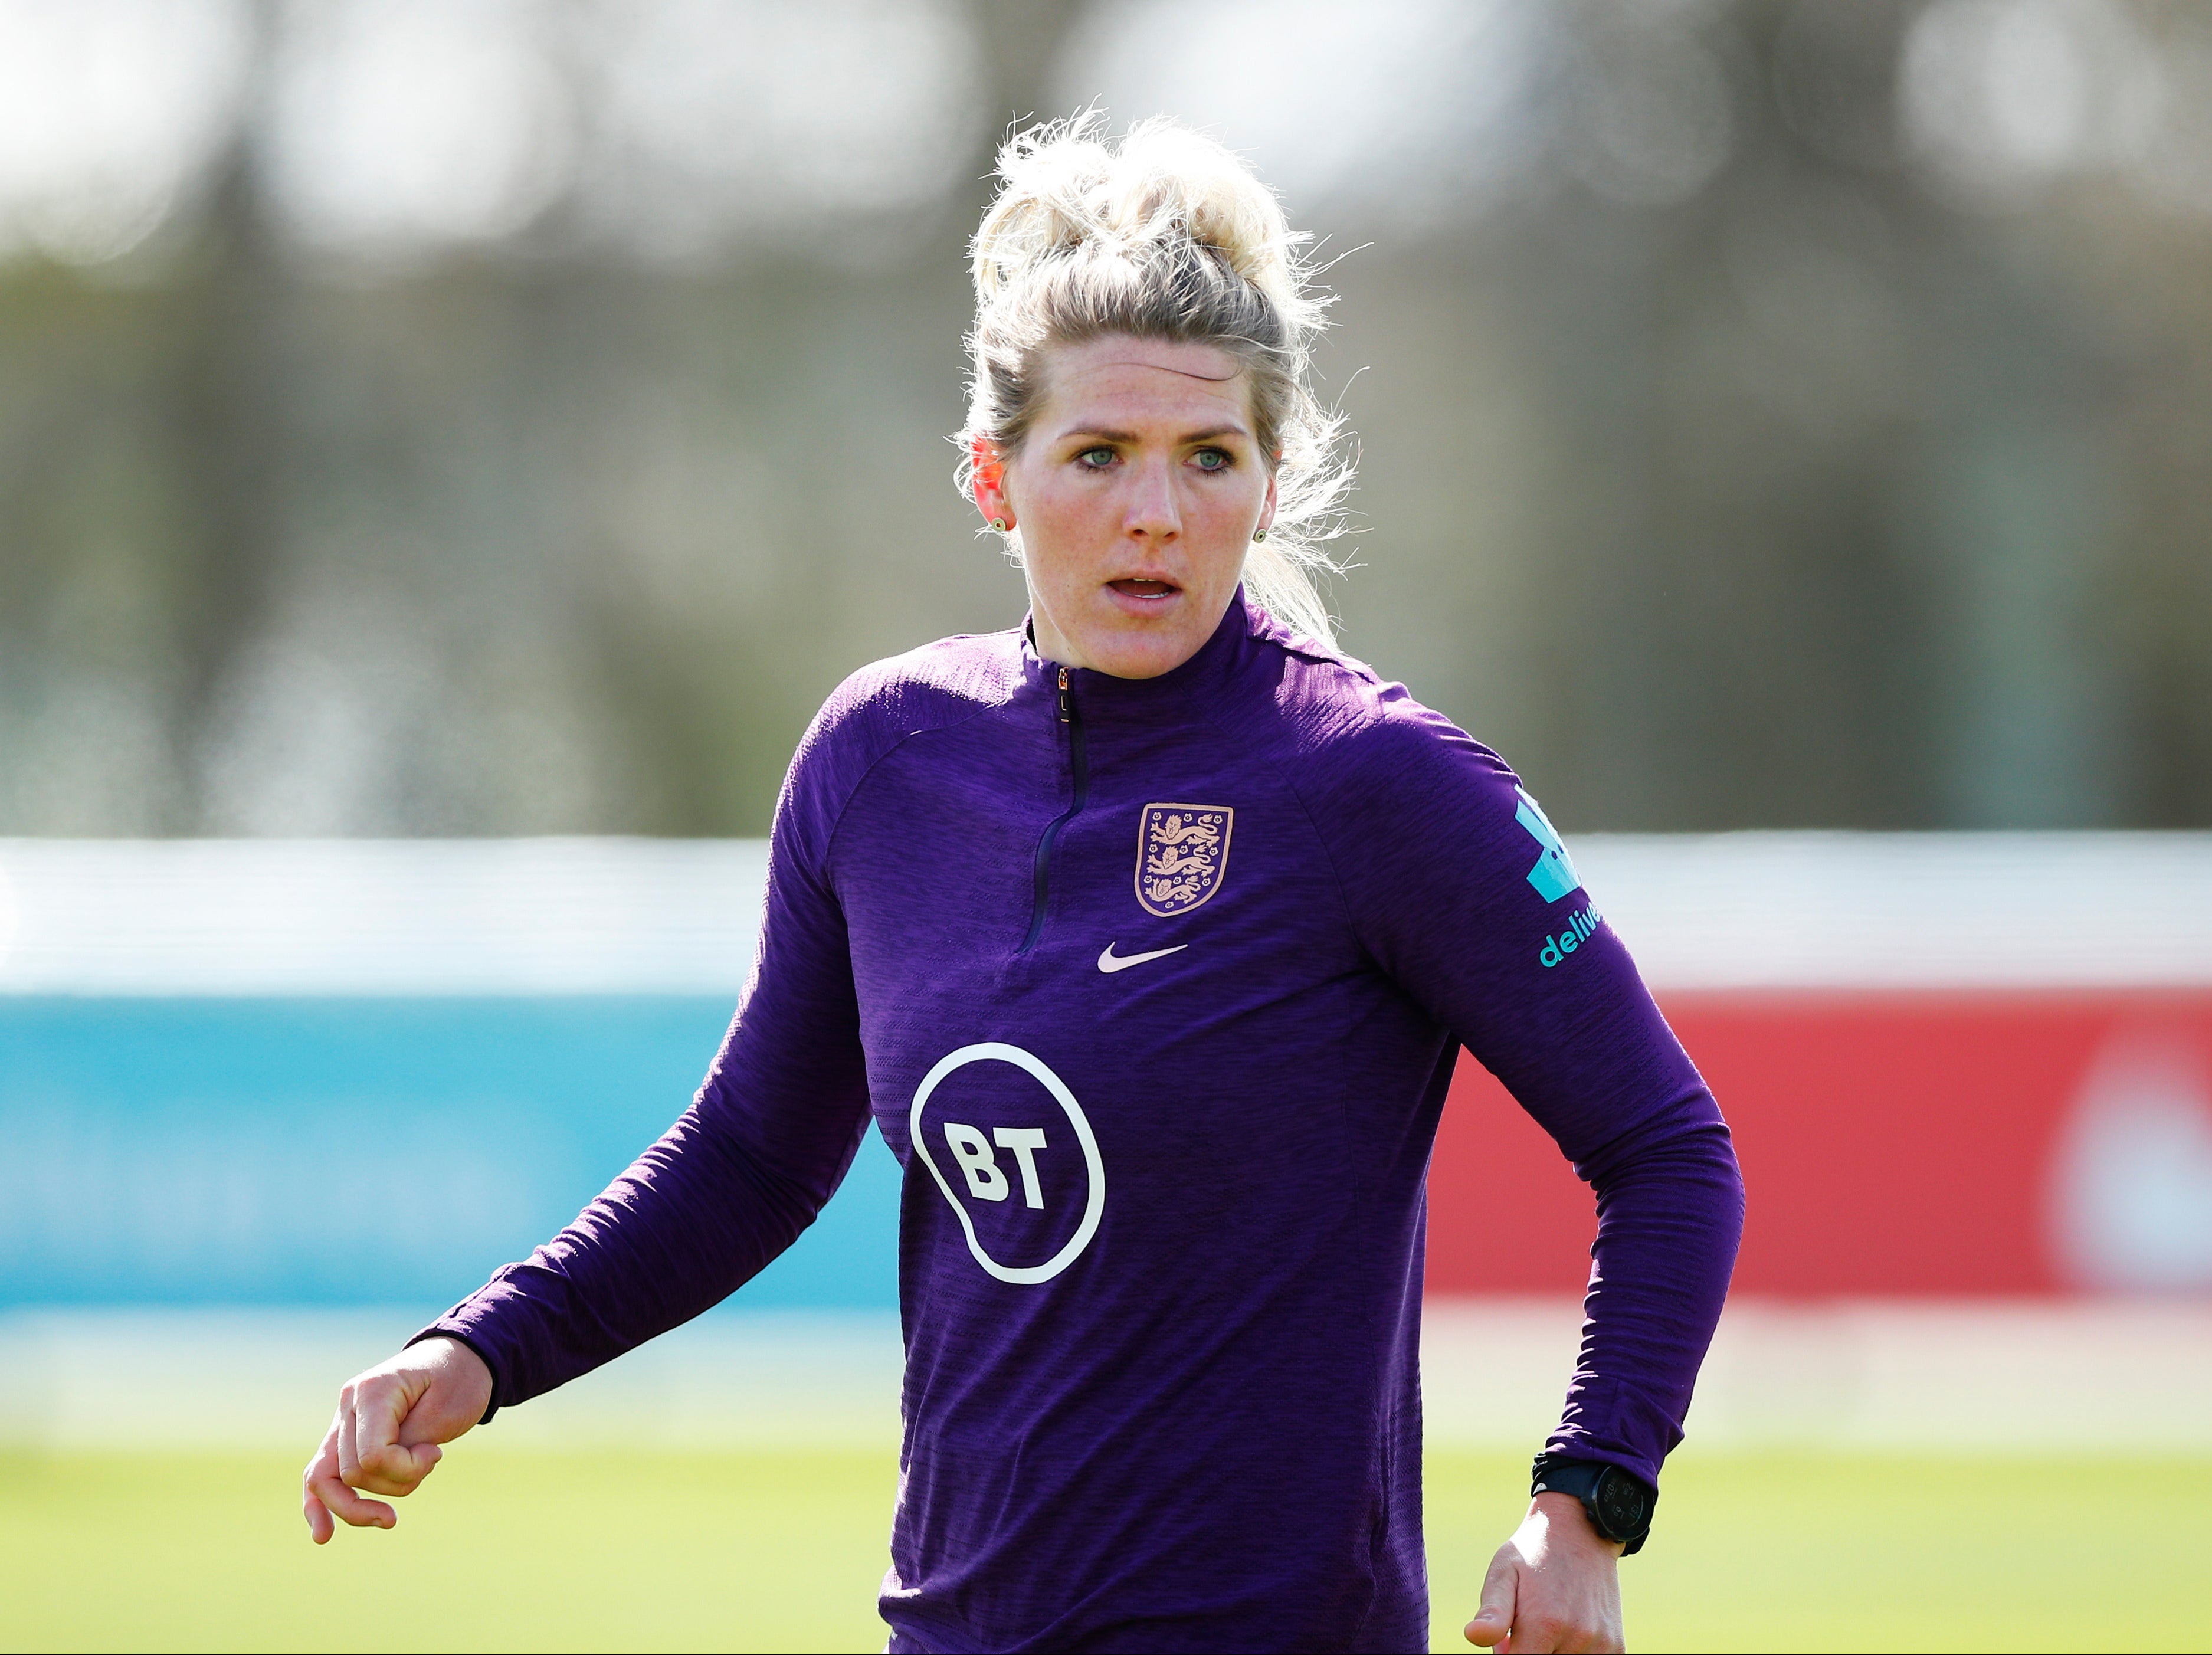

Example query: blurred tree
[0,0,2206,836]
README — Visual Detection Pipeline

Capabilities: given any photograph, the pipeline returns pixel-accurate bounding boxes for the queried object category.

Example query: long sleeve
[420,722,877,1411]
[1305,687,1745,1486]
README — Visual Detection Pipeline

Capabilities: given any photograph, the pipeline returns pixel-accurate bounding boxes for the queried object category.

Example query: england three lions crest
[1135,803,1233,917]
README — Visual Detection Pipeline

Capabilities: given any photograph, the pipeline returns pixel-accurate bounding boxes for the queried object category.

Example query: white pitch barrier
[4,1297,2210,1453]
[5,831,2212,995]
[0,1307,909,1453]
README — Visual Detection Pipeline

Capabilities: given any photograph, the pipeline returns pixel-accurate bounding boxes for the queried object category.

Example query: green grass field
[3,1448,2207,1653]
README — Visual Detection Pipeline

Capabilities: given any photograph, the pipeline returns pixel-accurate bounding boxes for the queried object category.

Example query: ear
[971,437,1015,532]
[1254,466,1280,540]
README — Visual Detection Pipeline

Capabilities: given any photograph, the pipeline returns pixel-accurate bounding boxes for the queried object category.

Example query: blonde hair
[957,113,1352,645]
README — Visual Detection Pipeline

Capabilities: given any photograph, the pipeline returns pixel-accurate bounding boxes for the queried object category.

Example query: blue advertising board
[0,994,901,1308]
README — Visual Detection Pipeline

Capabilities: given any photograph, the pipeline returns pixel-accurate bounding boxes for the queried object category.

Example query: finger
[303,1420,342,1543]
[310,1459,397,1530]
[1466,1548,1520,1648]
[336,1388,415,1493]
[349,1373,432,1486]
[304,1483,334,1543]
[353,1374,401,1464]
[359,1438,443,1492]
[339,1375,446,1495]
[337,1391,362,1487]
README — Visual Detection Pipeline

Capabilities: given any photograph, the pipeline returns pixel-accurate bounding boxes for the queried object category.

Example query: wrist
[406,1330,498,1424]
[1529,1489,1625,1558]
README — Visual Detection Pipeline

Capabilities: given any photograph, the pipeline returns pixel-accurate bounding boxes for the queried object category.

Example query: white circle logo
[910,1041,1105,1285]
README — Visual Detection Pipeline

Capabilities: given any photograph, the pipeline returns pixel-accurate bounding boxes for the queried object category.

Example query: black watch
[1531,1455,1657,1555]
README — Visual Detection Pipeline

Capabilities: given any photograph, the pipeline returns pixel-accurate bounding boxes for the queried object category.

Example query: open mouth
[1107,578,1180,601]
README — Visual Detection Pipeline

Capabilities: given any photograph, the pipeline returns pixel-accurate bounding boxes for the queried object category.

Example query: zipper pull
[1056,665,1073,724]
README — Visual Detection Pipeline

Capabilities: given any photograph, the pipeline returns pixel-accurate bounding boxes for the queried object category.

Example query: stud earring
[991,517,1009,533]
[1253,527,1269,543]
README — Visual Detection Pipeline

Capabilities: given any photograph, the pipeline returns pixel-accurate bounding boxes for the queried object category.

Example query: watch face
[1594,1468,1653,1538]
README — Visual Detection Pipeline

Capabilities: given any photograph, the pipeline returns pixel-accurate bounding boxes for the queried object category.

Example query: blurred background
[2,2,2211,1651]
[4,0,2211,837]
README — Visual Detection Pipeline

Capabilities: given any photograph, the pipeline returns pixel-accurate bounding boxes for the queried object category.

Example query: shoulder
[1229,622,1556,902]
[805,628,1020,752]
[1237,622,1520,805]
[781,628,1022,843]
[1236,626,1580,940]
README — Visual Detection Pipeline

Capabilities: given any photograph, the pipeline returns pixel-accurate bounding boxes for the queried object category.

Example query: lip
[1104,576,1184,613]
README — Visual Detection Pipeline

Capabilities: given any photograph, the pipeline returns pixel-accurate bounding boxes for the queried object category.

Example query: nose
[1122,454,1181,543]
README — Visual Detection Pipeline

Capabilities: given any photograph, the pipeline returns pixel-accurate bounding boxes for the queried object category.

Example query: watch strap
[1531,1454,1656,1555]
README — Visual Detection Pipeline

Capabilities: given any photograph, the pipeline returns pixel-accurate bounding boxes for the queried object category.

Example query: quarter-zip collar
[1018,587,1259,729]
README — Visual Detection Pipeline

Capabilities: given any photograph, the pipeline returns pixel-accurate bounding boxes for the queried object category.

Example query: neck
[1026,592,1242,680]
[1030,621,1211,680]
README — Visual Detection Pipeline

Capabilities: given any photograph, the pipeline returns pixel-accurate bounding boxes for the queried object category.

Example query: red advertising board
[1426,991,2212,1297]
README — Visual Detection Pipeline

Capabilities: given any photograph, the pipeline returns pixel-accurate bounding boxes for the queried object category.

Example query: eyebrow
[1059,424,1251,445]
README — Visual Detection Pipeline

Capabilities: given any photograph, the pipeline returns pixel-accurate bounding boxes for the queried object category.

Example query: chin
[1085,631,1202,680]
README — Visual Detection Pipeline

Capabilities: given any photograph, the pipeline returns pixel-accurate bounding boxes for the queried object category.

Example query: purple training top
[427,591,1744,1654]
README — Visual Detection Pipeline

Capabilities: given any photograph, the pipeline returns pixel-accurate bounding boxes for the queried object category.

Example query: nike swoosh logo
[1097,942,1189,974]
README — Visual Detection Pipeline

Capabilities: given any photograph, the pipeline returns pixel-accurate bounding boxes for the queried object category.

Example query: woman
[303,117,1742,1655]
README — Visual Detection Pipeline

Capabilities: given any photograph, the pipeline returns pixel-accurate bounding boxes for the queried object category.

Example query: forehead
[1033,335,1250,435]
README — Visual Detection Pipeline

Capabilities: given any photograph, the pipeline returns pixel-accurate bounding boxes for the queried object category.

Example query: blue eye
[1078,447,1115,468]
[1193,449,1230,471]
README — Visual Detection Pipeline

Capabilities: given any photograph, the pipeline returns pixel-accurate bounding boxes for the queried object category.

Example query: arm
[302,726,876,1536]
[430,839,871,1406]
[1306,694,1744,1650]
[1461,1097,1739,1652]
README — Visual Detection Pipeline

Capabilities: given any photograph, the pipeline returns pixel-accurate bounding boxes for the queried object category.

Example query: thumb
[363,1438,443,1481]
[1466,1552,1519,1648]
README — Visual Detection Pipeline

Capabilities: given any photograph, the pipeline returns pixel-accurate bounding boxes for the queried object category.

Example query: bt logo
[942,1124,1049,1208]
[911,1041,1106,1286]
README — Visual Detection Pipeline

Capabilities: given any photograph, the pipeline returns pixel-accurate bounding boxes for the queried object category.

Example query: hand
[302,1336,493,1543]
[1464,1490,1626,1653]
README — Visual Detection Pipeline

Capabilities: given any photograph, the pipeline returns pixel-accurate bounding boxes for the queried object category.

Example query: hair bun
[972,113,1322,346]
